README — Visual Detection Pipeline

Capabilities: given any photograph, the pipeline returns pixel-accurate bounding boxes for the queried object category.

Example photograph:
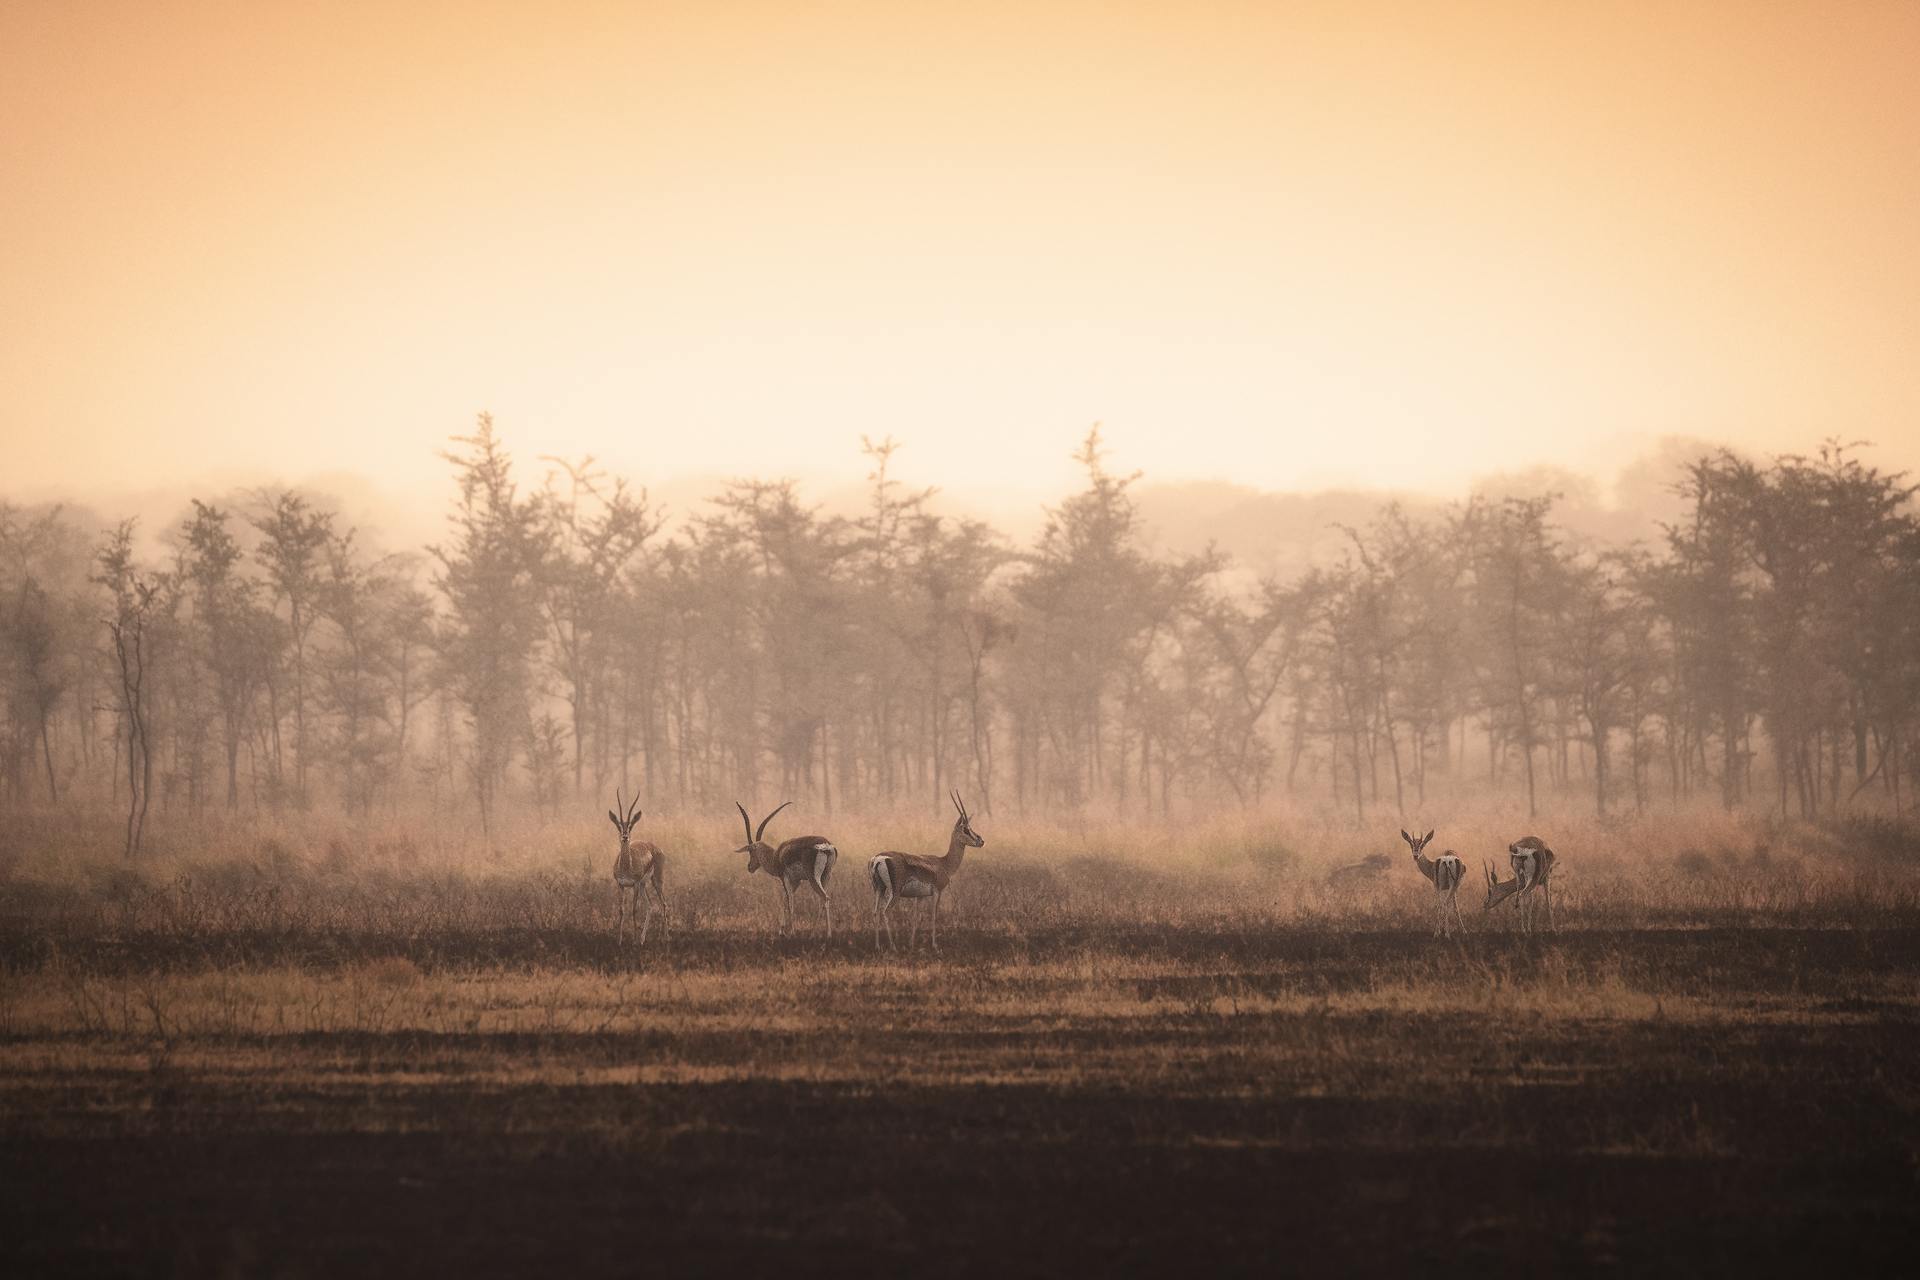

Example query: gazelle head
[736,800,793,874]
[951,791,983,849]
[1401,829,1434,857]
[1482,859,1520,911]
[608,790,643,848]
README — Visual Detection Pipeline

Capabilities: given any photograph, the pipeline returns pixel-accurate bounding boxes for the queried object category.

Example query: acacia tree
[1650,457,1758,808]
[534,457,660,796]
[0,505,94,804]
[180,501,281,811]
[93,522,167,856]
[432,415,549,834]
[1720,445,1919,818]
[1005,429,1215,812]
[1557,553,1640,816]
[251,491,333,808]
[1460,496,1567,819]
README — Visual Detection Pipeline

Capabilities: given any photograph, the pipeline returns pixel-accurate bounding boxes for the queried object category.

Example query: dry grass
[0,802,1914,949]
[1,801,1914,1277]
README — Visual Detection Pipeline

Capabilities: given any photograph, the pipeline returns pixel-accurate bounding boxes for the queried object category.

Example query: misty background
[2,423,1913,857]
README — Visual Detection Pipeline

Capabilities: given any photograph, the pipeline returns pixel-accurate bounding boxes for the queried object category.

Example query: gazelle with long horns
[1484,835,1557,933]
[1403,828,1466,936]
[736,801,839,937]
[869,792,985,952]
[608,790,665,943]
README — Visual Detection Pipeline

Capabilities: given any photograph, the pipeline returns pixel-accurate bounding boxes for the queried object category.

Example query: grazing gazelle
[1328,853,1392,885]
[1402,828,1466,936]
[608,790,664,943]
[736,801,839,937]
[1484,835,1558,933]
[869,792,984,952]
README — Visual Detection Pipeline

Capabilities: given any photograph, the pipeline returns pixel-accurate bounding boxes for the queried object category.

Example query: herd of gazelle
[607,793,1557,946]
[1398,828,1558,936]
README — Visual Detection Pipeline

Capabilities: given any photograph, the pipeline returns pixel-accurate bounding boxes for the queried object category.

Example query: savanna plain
[3,807,1917,1278]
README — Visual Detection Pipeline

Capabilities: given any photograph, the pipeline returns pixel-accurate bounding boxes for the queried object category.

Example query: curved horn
[626,791,643,824]
[755,800,793,843]
[735,801,755,846]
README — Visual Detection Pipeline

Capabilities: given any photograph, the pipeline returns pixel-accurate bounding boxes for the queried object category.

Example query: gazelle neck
[943,824,972,872]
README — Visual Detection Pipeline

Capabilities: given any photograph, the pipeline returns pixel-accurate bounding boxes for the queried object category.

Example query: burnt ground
[3,927,1918,1278]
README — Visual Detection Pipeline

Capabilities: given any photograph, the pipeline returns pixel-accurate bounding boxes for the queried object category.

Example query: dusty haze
[4,0,1917,510]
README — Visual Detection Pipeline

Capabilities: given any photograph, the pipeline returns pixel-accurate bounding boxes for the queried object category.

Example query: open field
[3,810,1918,1276]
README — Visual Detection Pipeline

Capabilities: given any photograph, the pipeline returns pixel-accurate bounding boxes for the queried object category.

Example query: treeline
[2,418,1915,852]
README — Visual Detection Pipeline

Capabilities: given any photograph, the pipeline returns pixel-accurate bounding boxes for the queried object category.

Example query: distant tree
[0,506,94,804]
[93,522,168,857]
[1459,496,1567,819]
[1006,429,1215,812]
[1649,455,1761,809]
[533,456,661,796]
[1556,553,1640,816]
[1191,578,1311,807]
[431,414,549,834]
[180,501,281,810]
[250,491,334,807]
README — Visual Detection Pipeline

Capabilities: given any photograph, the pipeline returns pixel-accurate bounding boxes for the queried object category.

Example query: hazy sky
[4,0,1917,517]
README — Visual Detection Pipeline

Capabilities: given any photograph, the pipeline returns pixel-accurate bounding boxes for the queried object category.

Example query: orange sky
[3,0,1917,519]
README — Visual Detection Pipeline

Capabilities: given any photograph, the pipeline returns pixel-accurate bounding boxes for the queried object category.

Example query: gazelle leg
[639,893,652,945]
[930,888,941,953]
[1545,882,1555,932]
[810,875,832,938]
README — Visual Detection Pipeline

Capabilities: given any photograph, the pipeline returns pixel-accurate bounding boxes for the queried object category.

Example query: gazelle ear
[1400,829,1411,843]
[608,810,620,827]
[1423,830,1434,844]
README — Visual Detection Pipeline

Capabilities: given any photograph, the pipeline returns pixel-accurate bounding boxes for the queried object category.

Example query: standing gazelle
[869,792,984,952]
[1403,828,1466,936]
[736,801,839,937]
[1484,835,1557,933]
[608,790,664,944]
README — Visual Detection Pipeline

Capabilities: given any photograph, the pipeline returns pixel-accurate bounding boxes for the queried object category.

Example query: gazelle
[1402,828,1466,936]
[1483,835,1557,933]
[608,790,664,944]
[869,792,984,952]
[1328,853,1392,885]
[736,801,839,937]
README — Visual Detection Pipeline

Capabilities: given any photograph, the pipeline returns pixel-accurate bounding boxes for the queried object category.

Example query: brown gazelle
[1484,835,1557,933]
[608,790,664,943]
[736,801,839,937]
[1403,828,1467,936]
[868,792,984,952]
